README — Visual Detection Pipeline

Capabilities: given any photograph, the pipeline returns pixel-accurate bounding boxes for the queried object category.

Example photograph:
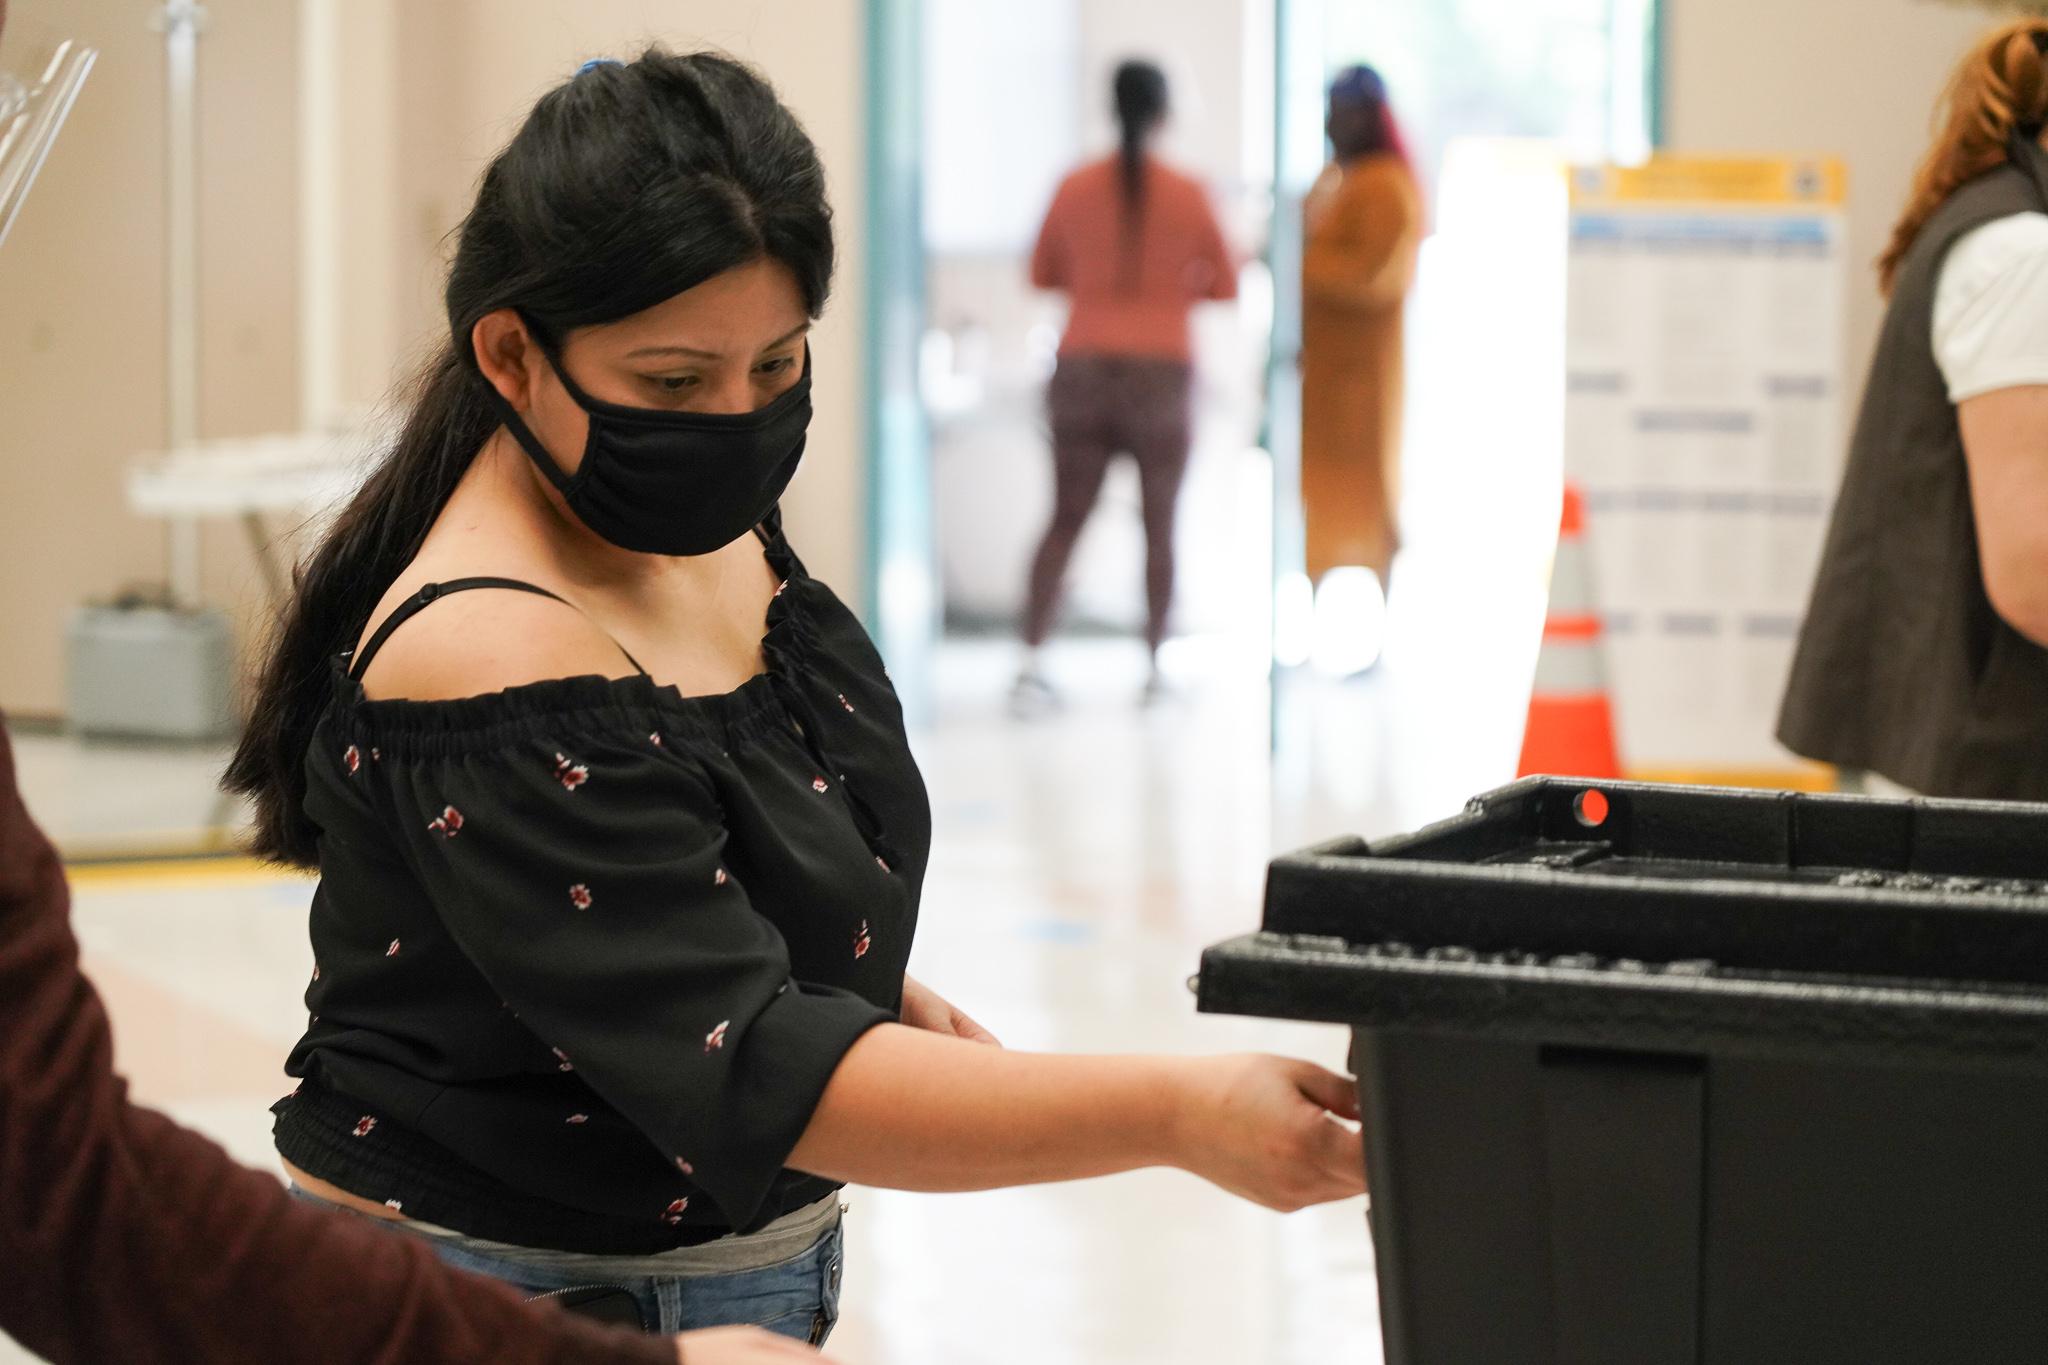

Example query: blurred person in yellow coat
[1299,65,1422,671]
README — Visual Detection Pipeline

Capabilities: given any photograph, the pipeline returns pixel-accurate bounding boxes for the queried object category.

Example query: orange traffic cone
[1518,484,1621,778]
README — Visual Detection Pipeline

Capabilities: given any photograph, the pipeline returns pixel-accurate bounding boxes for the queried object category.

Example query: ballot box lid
[1197,778,2048,1070]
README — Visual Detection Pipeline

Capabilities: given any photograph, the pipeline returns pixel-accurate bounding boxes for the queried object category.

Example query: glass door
[1268,0,1661,842]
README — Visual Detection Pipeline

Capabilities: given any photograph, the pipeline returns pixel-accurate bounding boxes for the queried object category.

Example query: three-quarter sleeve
[381,726,890,1228]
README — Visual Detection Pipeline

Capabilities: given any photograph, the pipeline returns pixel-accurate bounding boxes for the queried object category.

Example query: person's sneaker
[1008,670,1062,718]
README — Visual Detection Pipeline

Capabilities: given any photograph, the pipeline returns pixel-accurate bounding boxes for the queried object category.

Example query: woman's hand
[674,1325,832,1361]
[899,972,1001,1046]
[1168,1054,1366,1212]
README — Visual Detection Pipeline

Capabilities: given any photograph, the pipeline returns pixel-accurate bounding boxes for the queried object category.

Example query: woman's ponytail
[1111,60,1168,293]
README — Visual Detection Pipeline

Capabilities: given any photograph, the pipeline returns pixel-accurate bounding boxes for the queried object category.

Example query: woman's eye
[756,356,797,376]
[653,375,699,394]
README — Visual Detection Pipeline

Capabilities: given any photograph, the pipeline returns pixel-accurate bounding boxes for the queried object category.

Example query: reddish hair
[1880,18,2048,295]
[1380,104,1414,174]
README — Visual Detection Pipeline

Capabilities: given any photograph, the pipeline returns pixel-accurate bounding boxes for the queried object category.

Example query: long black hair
[224,50,835,867]
[1111,59,1168,291]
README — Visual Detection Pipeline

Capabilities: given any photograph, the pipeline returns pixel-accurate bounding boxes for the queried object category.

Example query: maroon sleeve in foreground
[0,720,675,1365]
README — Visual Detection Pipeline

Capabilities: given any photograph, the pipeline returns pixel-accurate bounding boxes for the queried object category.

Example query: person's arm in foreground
[1958,384,2048,646]
[0,719,813,1365]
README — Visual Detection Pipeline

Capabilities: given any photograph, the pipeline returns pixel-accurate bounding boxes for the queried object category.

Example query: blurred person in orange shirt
[1299,65,1422,674]
[1018,59,1237,710]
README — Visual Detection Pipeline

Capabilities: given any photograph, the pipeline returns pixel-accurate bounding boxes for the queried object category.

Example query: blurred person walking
[1018,59,1238,710]
[1299,65,1422,674]
[1780,19,2048,799]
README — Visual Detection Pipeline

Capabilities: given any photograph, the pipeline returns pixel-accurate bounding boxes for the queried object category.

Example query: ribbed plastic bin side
[1198,779,2048,1365]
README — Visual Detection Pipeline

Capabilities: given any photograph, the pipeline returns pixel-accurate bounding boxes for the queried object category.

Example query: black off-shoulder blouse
[272,521,929,1254]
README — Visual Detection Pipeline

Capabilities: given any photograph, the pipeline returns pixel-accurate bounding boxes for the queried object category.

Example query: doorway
[862,0,1661,835]
[909,0,1278,716]
[1268,0,1661,841]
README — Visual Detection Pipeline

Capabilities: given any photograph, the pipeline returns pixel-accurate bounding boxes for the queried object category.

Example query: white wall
[1663,0,1997,384]
[0,0,299,715]
[923,0,1081,254]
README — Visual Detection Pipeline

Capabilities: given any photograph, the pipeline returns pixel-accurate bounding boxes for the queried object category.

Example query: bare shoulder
[353,581,636,703]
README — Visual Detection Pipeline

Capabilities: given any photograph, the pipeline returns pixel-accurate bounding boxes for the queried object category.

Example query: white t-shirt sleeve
[1931,210,2048,402]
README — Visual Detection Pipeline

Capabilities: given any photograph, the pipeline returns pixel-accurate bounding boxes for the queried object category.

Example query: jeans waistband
[292,1184,842,1279]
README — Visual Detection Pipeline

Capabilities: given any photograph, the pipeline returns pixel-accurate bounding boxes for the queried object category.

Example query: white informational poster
[1564,157,1848,785]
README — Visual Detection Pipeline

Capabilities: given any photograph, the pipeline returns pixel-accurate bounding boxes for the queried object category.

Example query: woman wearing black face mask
[226,50,1364,1343]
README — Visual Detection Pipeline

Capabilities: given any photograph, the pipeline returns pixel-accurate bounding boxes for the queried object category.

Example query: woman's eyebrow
[624,324,810,361]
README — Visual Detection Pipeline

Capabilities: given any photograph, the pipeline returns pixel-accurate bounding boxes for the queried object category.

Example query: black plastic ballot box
[1195,777,2048,1365]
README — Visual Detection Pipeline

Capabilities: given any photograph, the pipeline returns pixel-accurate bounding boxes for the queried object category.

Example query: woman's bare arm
[1958,384,2048,645]
[788,1023,1365,1212]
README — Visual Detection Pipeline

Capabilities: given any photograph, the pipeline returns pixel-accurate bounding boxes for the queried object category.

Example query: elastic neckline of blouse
[327,529,810,745]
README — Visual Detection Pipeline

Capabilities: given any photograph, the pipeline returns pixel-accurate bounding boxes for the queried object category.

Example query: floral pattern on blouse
[287,523,929,1242]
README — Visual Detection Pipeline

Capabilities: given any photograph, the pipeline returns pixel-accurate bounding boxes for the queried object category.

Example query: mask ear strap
[479,370,581,494]
[475,312,597,490]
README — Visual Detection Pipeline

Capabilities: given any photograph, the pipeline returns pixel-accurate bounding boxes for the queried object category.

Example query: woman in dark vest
[1780,19,2048,799]
[224,49,1360,1344]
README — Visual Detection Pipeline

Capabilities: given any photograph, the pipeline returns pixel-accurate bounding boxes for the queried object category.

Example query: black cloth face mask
[486,340,813,556]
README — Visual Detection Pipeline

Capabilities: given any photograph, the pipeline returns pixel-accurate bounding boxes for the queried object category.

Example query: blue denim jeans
[288,1187,843,1343]
[426,1218,844,1343]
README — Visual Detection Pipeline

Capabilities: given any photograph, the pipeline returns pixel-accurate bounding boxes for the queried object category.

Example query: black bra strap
[346,577,648,683]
